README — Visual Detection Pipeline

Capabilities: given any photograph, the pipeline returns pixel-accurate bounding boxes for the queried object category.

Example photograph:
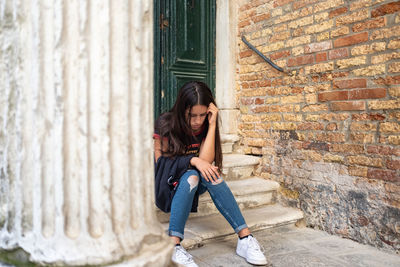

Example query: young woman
[154,81,267,266]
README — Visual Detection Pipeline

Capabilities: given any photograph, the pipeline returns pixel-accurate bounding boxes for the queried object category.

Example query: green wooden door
[154,0,216,119]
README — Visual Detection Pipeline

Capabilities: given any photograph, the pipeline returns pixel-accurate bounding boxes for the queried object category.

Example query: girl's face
[186,104,208,131]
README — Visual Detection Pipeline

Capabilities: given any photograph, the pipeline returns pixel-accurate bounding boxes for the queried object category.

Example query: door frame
[153,0,239,137]
[153,0,216,119]
[215,0,239,135]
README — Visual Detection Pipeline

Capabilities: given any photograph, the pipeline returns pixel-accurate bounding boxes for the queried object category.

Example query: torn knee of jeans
[211,178,224,185]
[187,175,199,192]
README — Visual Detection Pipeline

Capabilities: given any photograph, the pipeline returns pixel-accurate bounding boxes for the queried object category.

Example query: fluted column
[0,0,172,266]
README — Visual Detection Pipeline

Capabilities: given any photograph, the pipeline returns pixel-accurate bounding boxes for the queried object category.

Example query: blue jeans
[168,169,248,240]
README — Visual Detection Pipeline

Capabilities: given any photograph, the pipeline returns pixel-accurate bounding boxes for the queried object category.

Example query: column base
[110,238,173,267]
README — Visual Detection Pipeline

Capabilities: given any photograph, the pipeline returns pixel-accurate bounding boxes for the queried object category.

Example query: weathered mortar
[237,0,400,253]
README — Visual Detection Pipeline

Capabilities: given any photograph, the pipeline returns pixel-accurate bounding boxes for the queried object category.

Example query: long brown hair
[157,81,223,169]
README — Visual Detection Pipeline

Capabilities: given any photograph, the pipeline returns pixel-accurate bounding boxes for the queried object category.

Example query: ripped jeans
[168,169,247,240]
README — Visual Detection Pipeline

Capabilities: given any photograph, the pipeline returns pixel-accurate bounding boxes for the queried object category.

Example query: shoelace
[176,246,194,263]
[248,236,265,253]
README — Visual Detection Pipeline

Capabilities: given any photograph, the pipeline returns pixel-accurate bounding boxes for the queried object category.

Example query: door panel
[173,1,206,67]
[154,0,215,119]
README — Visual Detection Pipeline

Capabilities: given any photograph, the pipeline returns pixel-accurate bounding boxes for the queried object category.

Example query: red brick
[352,17,386,32]
[374,75,400,85]
[312,76,320,82]
[318,91,349,102]
[325,123,337,131]
[239,0,265,11]
[350,133,375,144]
[252,0,266,9]
[298,122,324,130]
[240,74,258,81]
[348,88,387,100]
[241,98,254,105]
[253,106,269,113]
[305,41,332,53]
[291,87,303,94]
[367,145,400,156]
[240,10,257,21]
[329,7,348,18]
[371,1,400,18]
[288,54,314,67]
[330,144,364,153]
[387,159,400,170]
[240,50,253,58]
[239,3,251,12]
[316,132,346,143]
[316,52,327,62]
[334,32,369,48]
[269,105,293,112]
[260,80,272,87]
[320,72,349,82]
[270,32,291,42]
[249,81,260,88]
[302,141,330,151]
[272,78,283,87]
[239,20,251,28]
[333,78,366,89]
[293,28,304,37]
[332,72,350,79]
[331,101,365,111]
[293,0,318,9]
[352,113,386,121]
[329,48,349,60]
[266,89,279,96]
[253,13,271,23]
[270,50,291,60]
[367,168,398,182]
[274,0,296,7]
[255,98,264,105]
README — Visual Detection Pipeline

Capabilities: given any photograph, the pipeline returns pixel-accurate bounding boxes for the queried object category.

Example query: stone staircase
[156,135,304,250]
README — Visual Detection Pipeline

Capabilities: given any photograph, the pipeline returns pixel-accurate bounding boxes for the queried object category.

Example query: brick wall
[237,0,400,252]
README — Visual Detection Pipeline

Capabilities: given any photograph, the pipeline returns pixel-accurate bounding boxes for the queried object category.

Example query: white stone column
[216,0,240,151]
[0,0,172,266]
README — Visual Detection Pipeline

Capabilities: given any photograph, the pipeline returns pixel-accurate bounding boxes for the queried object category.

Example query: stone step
[161,204,304,250]
[221,154,261,180]
[221,134,240,153]
[156,177,280,223]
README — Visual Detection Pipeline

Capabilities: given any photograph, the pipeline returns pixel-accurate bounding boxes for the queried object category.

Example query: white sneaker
[172,245,199,267]
[236,235,268,265]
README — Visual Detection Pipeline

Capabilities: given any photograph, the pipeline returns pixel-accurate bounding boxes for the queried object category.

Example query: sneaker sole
[236,251,268,266]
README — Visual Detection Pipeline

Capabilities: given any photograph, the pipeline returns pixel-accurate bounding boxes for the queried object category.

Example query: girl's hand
[207,103,218,126]
[190,157,220,183]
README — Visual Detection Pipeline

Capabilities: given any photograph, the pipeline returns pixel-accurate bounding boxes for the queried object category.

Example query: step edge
[222,154,261,167]
[155,178,279,213]
[220,134,240,143]
[226,177,280,192]
[182,210,304,249]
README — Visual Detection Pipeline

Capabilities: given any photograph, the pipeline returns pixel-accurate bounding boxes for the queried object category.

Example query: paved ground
[1,225,399,266]
[189,225,400,267]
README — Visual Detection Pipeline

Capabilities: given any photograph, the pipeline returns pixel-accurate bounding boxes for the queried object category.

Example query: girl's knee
[184,170,200,192]
[202,176,224,186]
[211,177,224,185]
[185,169,200,178]
[187,175,199,190]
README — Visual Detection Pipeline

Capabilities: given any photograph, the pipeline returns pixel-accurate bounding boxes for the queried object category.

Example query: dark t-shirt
[153,113,207,156]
